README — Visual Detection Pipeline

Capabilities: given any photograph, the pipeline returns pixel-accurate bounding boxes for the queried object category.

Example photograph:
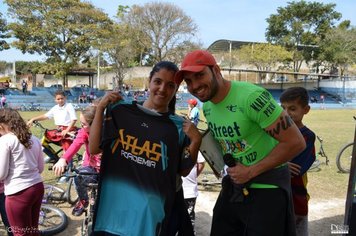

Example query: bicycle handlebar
[69,167,100,176]
[33,120,46,130]
[48,165,99,177]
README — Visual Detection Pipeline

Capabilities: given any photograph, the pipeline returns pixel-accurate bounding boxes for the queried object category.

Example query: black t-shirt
[93,102,192,236]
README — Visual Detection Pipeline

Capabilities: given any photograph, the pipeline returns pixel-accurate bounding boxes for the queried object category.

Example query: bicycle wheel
[336,142,353,173]
[81,217,93,236]
[308,159,321,172]
[44,184,65,203]
[39,204,68,236]
[65,177,79,205]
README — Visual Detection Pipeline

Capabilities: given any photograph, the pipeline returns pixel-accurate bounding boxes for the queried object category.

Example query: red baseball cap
[175,50,217,85]
[188,98,198,106]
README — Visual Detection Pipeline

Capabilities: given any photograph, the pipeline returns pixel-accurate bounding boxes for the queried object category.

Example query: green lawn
[303,109,355,200]
[20,109,355,200]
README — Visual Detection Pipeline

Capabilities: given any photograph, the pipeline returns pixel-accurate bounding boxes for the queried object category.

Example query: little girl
[53,105,101,216]
[0,108,44,236]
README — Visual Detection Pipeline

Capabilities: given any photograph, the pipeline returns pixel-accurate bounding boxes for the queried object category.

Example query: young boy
[188,98,199,126]
[280,87,316,236]
[27,90,77,152]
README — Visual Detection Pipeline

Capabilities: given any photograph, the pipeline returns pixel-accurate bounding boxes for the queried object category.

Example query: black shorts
[211,186,290,236]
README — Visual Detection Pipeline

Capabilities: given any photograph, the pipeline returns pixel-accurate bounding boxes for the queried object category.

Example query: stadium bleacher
[3,86,354,111]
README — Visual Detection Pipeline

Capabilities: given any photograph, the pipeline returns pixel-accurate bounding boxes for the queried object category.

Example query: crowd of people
[0,50,317,236]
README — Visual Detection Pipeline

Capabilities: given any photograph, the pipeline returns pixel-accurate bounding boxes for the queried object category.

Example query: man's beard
[199,73,219,103]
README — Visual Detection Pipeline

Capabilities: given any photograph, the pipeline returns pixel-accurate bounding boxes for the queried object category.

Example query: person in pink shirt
[53,105,101,216]
[0,108,44,236]
[1,94,6,108]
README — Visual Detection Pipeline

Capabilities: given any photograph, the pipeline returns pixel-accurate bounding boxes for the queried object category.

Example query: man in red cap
[175,50,306,236]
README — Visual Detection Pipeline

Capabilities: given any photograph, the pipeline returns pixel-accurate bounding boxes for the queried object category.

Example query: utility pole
[97,52,100,89]
[12,61,16,86]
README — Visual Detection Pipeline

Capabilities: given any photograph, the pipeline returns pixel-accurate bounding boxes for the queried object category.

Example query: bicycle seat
[45,129,77,143]
[45,129,64,142]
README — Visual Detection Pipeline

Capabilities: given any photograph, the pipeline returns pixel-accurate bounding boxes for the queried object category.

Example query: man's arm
[230,110,306,184]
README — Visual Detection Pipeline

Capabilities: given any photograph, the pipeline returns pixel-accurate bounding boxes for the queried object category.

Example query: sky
[0,0,355,62]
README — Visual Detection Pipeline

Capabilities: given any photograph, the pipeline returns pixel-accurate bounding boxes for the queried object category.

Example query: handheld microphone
[223,153,236,168]
[223,153,249,196]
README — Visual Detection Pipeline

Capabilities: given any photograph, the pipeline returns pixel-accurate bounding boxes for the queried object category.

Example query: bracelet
[183,147,191,159]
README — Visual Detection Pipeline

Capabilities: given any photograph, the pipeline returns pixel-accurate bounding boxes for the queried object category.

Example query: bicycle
[38,179,69,235]
[336,142,353,173]
[0,199,68,236]
[33,120,82,205]
[20,102,42,111]
[32,120,80,164]
[39,204,68,235]
[65,167,99,236]
[335,116,356,173]
[309,135,330,172]
[42,180,78,206]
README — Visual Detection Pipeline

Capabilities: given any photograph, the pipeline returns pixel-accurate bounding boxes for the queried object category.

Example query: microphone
[223,153,249,197]
[223,153,236,168]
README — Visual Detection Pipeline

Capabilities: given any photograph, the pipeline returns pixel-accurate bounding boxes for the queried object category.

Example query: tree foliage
[99,23,140,90]
[236,43,292,82]
[0,61,8,72]
[237,43,292,70]
[5,0,113,86]
[14,61,42,74]
[0,13,10,51]
[120,2,198,63]
[265,1,341,73]
[319,25,356,77]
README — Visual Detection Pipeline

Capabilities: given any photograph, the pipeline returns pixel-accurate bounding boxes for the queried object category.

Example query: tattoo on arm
[265,115,294,138]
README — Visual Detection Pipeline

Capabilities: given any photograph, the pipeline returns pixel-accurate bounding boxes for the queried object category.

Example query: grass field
[21,108,355,201]
[301,109,355,200]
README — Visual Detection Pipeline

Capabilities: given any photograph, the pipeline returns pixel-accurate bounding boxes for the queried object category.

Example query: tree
[265,1,341,74]
[120,2,198,63]
[5,0,113,87]
[236,43,292,82]
[99,23,140,90]
[0,61,8,73]
[0,13,10,51]
[319,25,356,77]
